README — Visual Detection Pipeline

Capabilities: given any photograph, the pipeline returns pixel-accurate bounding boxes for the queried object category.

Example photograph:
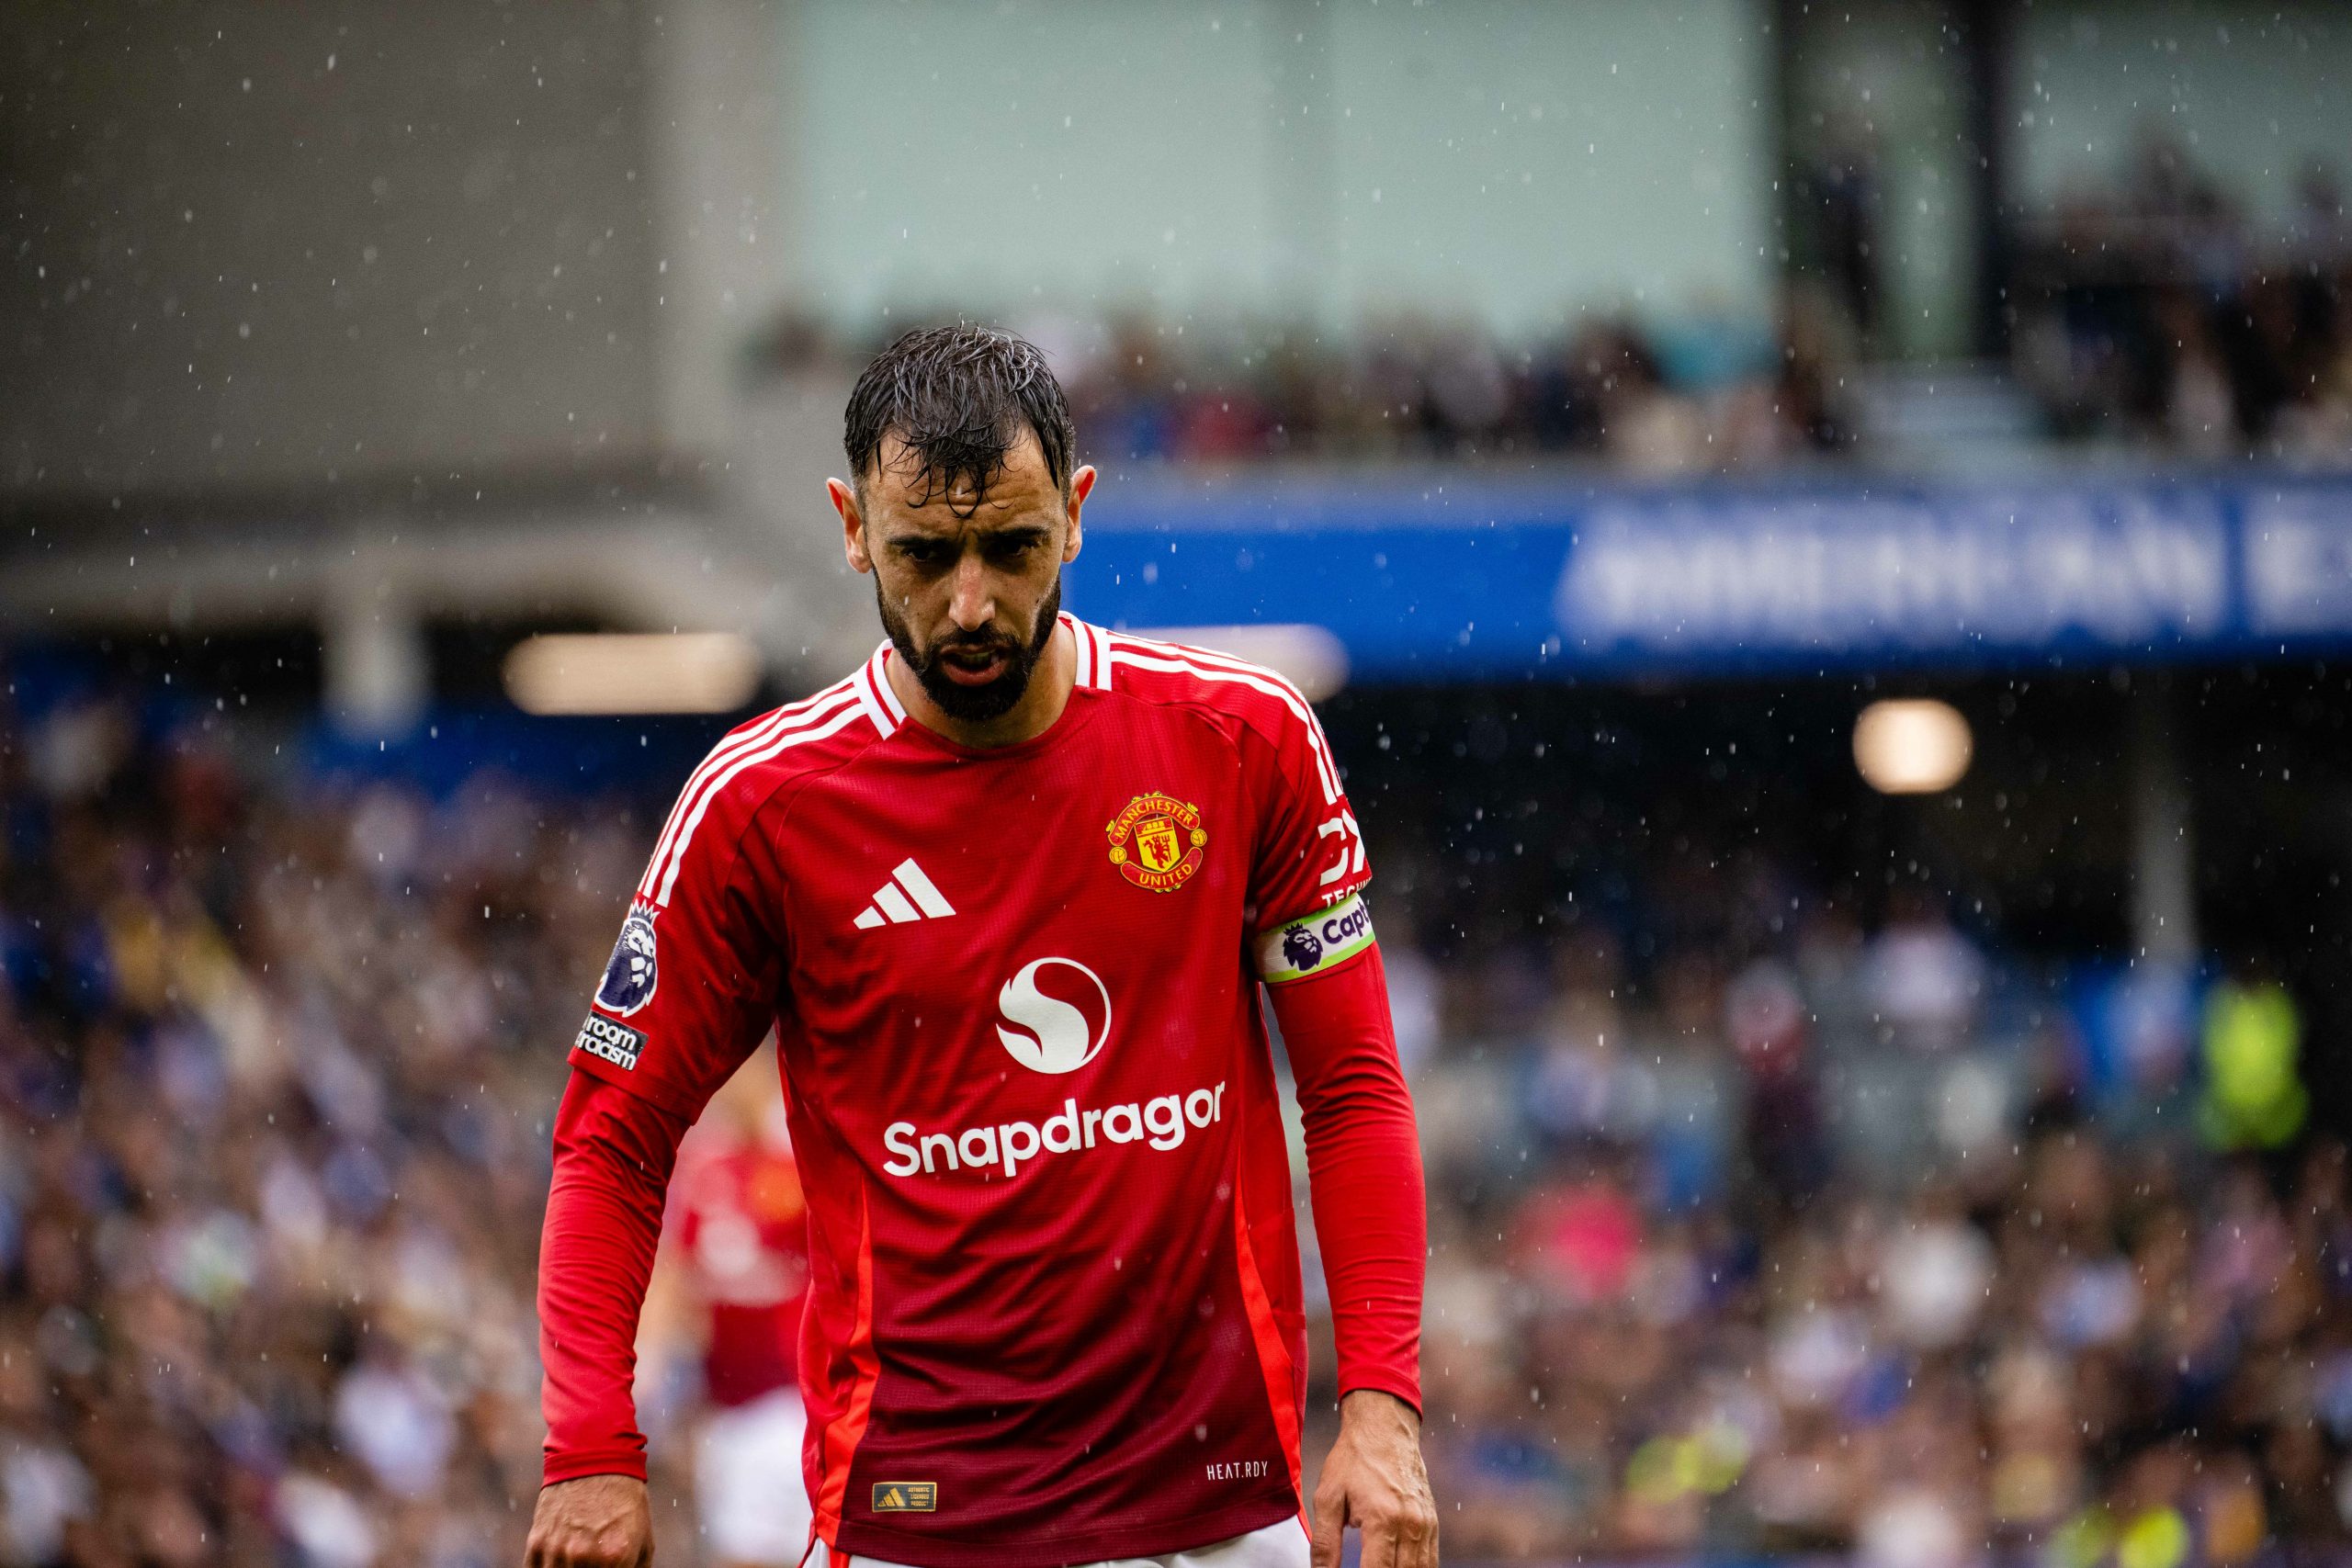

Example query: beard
[877,578,1062,723]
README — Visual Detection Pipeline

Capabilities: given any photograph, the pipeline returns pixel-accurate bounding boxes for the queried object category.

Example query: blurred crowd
[2012,138,2352,463]
[1387,895,2346,1566]
[0,688,644,1566]
[1046,302,1858,473]
[0,684,2346,1567]
[756,300,1860,475]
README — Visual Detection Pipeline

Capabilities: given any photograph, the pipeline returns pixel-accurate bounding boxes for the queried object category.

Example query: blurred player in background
[527,325,1434,1568]
[639,1050,813,1567]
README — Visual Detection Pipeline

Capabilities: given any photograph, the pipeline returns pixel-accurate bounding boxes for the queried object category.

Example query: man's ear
[1062,464,1096,565]
[829,478,873,574]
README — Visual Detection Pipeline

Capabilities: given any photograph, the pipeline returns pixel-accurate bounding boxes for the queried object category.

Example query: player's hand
[525,1473,654,1568]
[1312,1389,1438,1568]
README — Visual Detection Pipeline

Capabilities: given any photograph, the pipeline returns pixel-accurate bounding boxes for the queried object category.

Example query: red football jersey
[567,615,1376,1567]
[669,1128,809,1408]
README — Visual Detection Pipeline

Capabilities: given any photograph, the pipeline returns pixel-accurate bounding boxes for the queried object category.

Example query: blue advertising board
[1064,470,2352,681]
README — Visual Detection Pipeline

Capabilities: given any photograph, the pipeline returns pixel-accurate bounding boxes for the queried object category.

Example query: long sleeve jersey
[538,619,1424,1567]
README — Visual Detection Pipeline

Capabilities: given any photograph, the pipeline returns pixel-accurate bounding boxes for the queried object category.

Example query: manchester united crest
[1105,793,1208,893]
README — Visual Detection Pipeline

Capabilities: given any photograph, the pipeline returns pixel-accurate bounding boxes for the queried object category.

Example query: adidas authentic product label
[854,858,956,929]
[872,1482,936,1513]
[573,1013,647,1070]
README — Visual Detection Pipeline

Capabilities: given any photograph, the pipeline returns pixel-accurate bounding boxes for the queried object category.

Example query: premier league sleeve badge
[595,905,661,1016]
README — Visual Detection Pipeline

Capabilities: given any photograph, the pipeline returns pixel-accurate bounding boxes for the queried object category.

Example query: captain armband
[1256,891,1375,984]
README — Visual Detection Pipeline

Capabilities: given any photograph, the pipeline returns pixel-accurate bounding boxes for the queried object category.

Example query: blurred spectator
[2198,969,2307,1151]
[1862,890,1987,1053]
[1793,116,1886,346]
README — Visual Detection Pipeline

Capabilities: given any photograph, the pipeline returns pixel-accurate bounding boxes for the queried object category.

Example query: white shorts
[823,1516,1311,1568]
[695,1387,812,1566]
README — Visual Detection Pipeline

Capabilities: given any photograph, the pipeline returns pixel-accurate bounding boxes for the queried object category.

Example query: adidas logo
[854,859,957,929]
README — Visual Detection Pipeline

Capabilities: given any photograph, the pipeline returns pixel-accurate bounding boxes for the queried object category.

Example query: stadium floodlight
[503,632,763,716]
[1852,698,1973,795]
[1126,624,1350,702]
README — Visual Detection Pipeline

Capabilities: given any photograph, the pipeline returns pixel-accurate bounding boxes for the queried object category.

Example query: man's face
[832,431,1091,722]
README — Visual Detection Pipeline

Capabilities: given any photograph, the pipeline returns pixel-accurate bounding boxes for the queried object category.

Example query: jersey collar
[859,615,1109,742]
[854,644,910,738]
[1063,612,1114,694]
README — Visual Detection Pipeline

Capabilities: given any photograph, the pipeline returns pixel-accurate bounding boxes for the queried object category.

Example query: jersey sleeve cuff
[1255,891,1376,984]
[1338,1375,1423,1418]
[542,1447,650,1487]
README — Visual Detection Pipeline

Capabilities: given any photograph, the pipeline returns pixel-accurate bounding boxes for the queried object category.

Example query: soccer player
[650,1056,814,1566]
[528,325,1434,1568]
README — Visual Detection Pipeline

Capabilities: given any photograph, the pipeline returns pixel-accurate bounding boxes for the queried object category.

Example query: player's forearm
[537,1069,689,1483]
[1270,945,1427,1411]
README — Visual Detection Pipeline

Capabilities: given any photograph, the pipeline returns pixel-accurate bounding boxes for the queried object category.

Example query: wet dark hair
[842,324,1076,514]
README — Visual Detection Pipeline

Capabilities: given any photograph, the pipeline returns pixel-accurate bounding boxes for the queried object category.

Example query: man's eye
[899,541,946,566]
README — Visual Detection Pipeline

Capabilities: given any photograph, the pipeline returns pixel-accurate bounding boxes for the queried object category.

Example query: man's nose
[947,555,995,631]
